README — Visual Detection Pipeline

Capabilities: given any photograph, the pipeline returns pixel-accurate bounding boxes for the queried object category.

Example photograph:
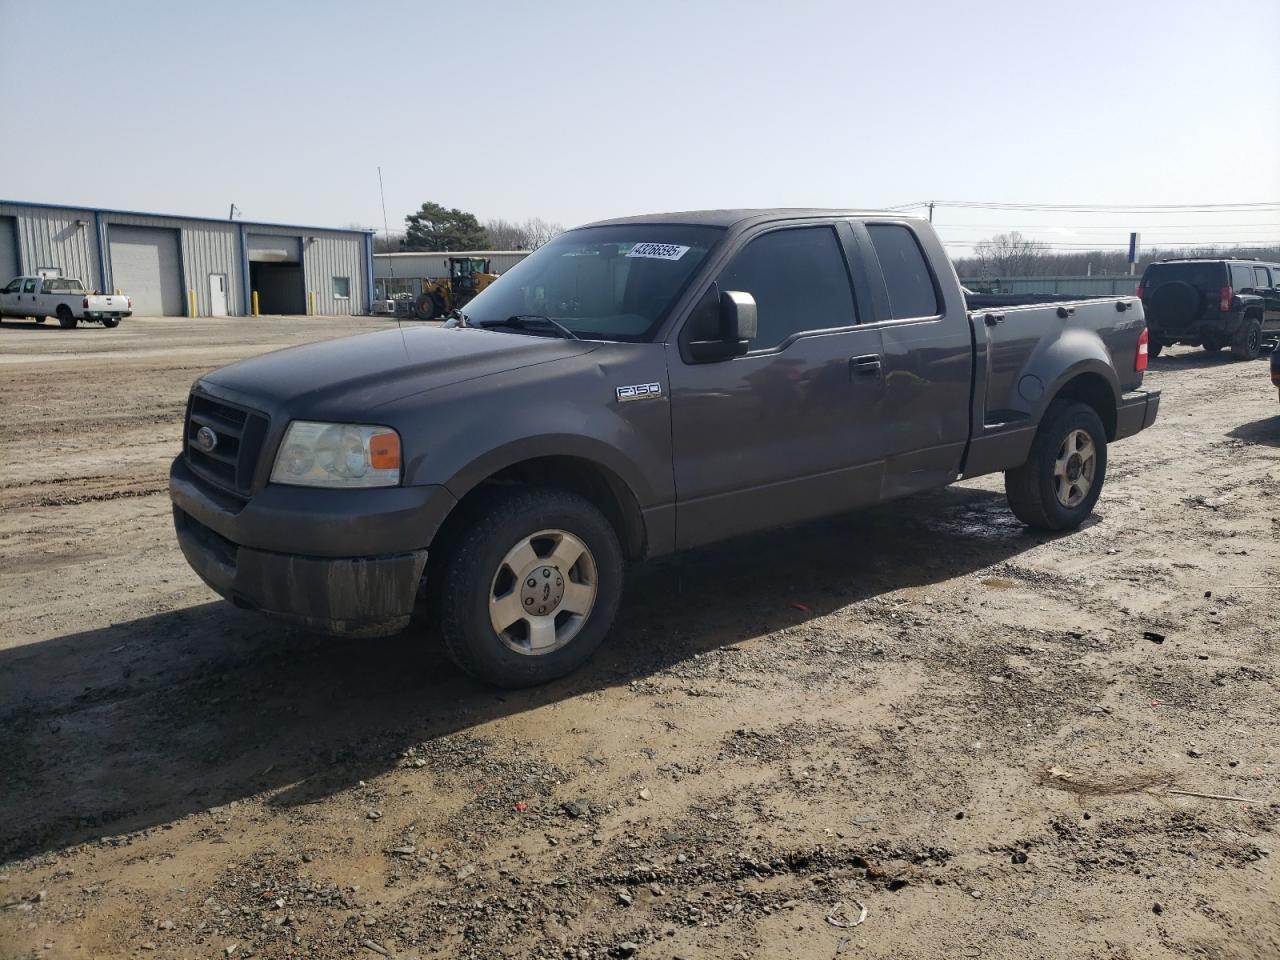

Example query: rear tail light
[1136,327,1149,372]
[82,297,89,308]
[1220,286,1233,312]
[127,297,132,309]
[1135,282,1145,300]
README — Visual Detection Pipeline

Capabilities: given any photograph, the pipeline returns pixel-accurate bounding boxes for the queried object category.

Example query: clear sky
[2,0,1277,254]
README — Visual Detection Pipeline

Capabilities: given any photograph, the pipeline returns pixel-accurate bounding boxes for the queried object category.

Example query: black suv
[1138,258,1280,360]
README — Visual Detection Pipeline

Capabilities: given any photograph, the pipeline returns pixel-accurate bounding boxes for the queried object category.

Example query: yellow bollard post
[252,291,260,317]
[308,291,316,317]
[188,289,197,318]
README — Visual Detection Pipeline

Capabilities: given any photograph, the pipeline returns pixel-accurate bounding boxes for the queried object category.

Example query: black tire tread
[1230,316,1262,361]
[1005,400,1108,531]
[437,487,622,687]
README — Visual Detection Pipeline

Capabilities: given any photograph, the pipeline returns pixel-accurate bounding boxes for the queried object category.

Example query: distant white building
[374,250,531,298]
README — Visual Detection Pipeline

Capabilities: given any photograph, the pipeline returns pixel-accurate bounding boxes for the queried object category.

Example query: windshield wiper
[476,314,580,341]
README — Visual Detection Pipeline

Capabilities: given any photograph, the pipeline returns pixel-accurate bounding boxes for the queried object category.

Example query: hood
[201,325,591,416]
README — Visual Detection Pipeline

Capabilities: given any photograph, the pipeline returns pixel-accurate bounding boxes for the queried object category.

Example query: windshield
[459,224,724,341]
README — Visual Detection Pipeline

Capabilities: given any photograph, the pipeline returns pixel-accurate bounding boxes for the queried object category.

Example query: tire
[415,291,444,320]
[1005,400,1108,531]
[56,306,78,329]
[1230,316,1262,361]
[437,487,624,687]
[101,317,120,328]
[33,316,45,324]
[1202,340,1223,354]
[1148,338,1163,358]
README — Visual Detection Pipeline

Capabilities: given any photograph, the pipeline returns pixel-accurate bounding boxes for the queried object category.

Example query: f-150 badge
[616,382,662,403]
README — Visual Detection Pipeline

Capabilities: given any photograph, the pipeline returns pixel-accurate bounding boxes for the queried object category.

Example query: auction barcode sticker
[626,242,690,261]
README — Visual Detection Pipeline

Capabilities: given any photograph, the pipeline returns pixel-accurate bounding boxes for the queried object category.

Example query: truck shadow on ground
[1228,415,1280,447]
[0,319,65,331]
[1150,350,1267,368]
[1,485,1060,863]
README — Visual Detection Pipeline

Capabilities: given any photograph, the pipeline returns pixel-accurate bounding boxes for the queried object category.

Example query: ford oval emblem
[195,425,218,452]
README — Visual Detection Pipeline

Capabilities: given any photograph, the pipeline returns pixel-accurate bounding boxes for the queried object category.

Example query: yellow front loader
[415,257,498,320]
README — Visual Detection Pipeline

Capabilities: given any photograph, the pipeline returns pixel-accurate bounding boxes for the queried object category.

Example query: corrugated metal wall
[374,250,529,280]
[0,203,102,288]
[302,232,368,316]
[104,212,242,315]
[0,201,372,315]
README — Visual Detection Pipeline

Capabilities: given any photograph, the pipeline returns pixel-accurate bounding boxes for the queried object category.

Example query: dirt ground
[1,315,1276,960]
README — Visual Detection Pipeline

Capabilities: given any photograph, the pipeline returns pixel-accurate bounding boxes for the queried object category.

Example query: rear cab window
[866,224,941,319]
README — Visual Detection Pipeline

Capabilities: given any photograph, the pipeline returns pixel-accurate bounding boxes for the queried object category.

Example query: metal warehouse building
[374,250,529,298]
[0,200,374,316]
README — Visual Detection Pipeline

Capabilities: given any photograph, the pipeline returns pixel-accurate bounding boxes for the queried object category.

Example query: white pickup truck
[0,276,132,328]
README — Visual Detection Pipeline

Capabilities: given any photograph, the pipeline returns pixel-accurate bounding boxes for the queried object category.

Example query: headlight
[270,421,401,488]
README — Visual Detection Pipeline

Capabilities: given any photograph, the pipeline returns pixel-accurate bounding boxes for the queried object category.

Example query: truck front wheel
[437,488,624,687]
[1004,400,1108,531]
[56,306,78,329]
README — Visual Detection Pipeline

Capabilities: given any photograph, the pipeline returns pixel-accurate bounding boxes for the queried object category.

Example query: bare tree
[484,218,530,249]
[953,243,1280,279]
[522,217,564,250]
[971,232,1048,278]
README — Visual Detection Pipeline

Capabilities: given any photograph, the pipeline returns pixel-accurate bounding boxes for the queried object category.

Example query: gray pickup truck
[170,209,1160,686]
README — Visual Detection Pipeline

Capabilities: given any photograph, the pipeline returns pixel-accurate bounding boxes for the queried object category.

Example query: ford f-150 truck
[0,276,131,328]
[170,209,1160,686]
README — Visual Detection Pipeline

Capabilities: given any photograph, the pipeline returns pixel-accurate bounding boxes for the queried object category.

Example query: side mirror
[691,291,757,363]
[720,290,757,344]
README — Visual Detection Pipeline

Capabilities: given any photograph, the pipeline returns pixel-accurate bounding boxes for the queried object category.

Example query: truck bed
[960,294,1148,477]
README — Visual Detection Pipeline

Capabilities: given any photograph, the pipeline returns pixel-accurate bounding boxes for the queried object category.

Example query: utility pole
[927,201,935,223]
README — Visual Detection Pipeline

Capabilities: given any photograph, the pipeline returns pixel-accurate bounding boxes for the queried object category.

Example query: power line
[935,222,1280,231]
[942,242,1280,252]
[889,199,1280,214]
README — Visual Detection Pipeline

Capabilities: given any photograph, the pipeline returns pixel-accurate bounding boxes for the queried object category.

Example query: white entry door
[209,274,228,317]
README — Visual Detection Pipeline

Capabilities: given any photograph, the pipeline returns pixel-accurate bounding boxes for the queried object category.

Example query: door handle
[984,313,1005,327]
[850,354,882,377]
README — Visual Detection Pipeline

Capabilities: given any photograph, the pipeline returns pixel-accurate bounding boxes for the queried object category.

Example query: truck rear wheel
[437,488,624,687]
[102,317,120,328]
[56,306,78,329]
[1230,317,1262,361]
[1004,400,1108,531]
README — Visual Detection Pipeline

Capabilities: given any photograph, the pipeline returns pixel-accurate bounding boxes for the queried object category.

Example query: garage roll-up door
[0,217,19,282]
[109,225,183,316]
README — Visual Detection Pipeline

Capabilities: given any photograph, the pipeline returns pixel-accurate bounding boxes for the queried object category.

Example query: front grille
[185,393,269,496]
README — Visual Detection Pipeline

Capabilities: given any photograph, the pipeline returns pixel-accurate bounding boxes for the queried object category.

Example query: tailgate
[91,295,128,311]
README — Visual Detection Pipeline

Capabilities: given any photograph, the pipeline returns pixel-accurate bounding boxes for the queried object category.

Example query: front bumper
[1115,388,1161,441]
[170,456,455,636]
